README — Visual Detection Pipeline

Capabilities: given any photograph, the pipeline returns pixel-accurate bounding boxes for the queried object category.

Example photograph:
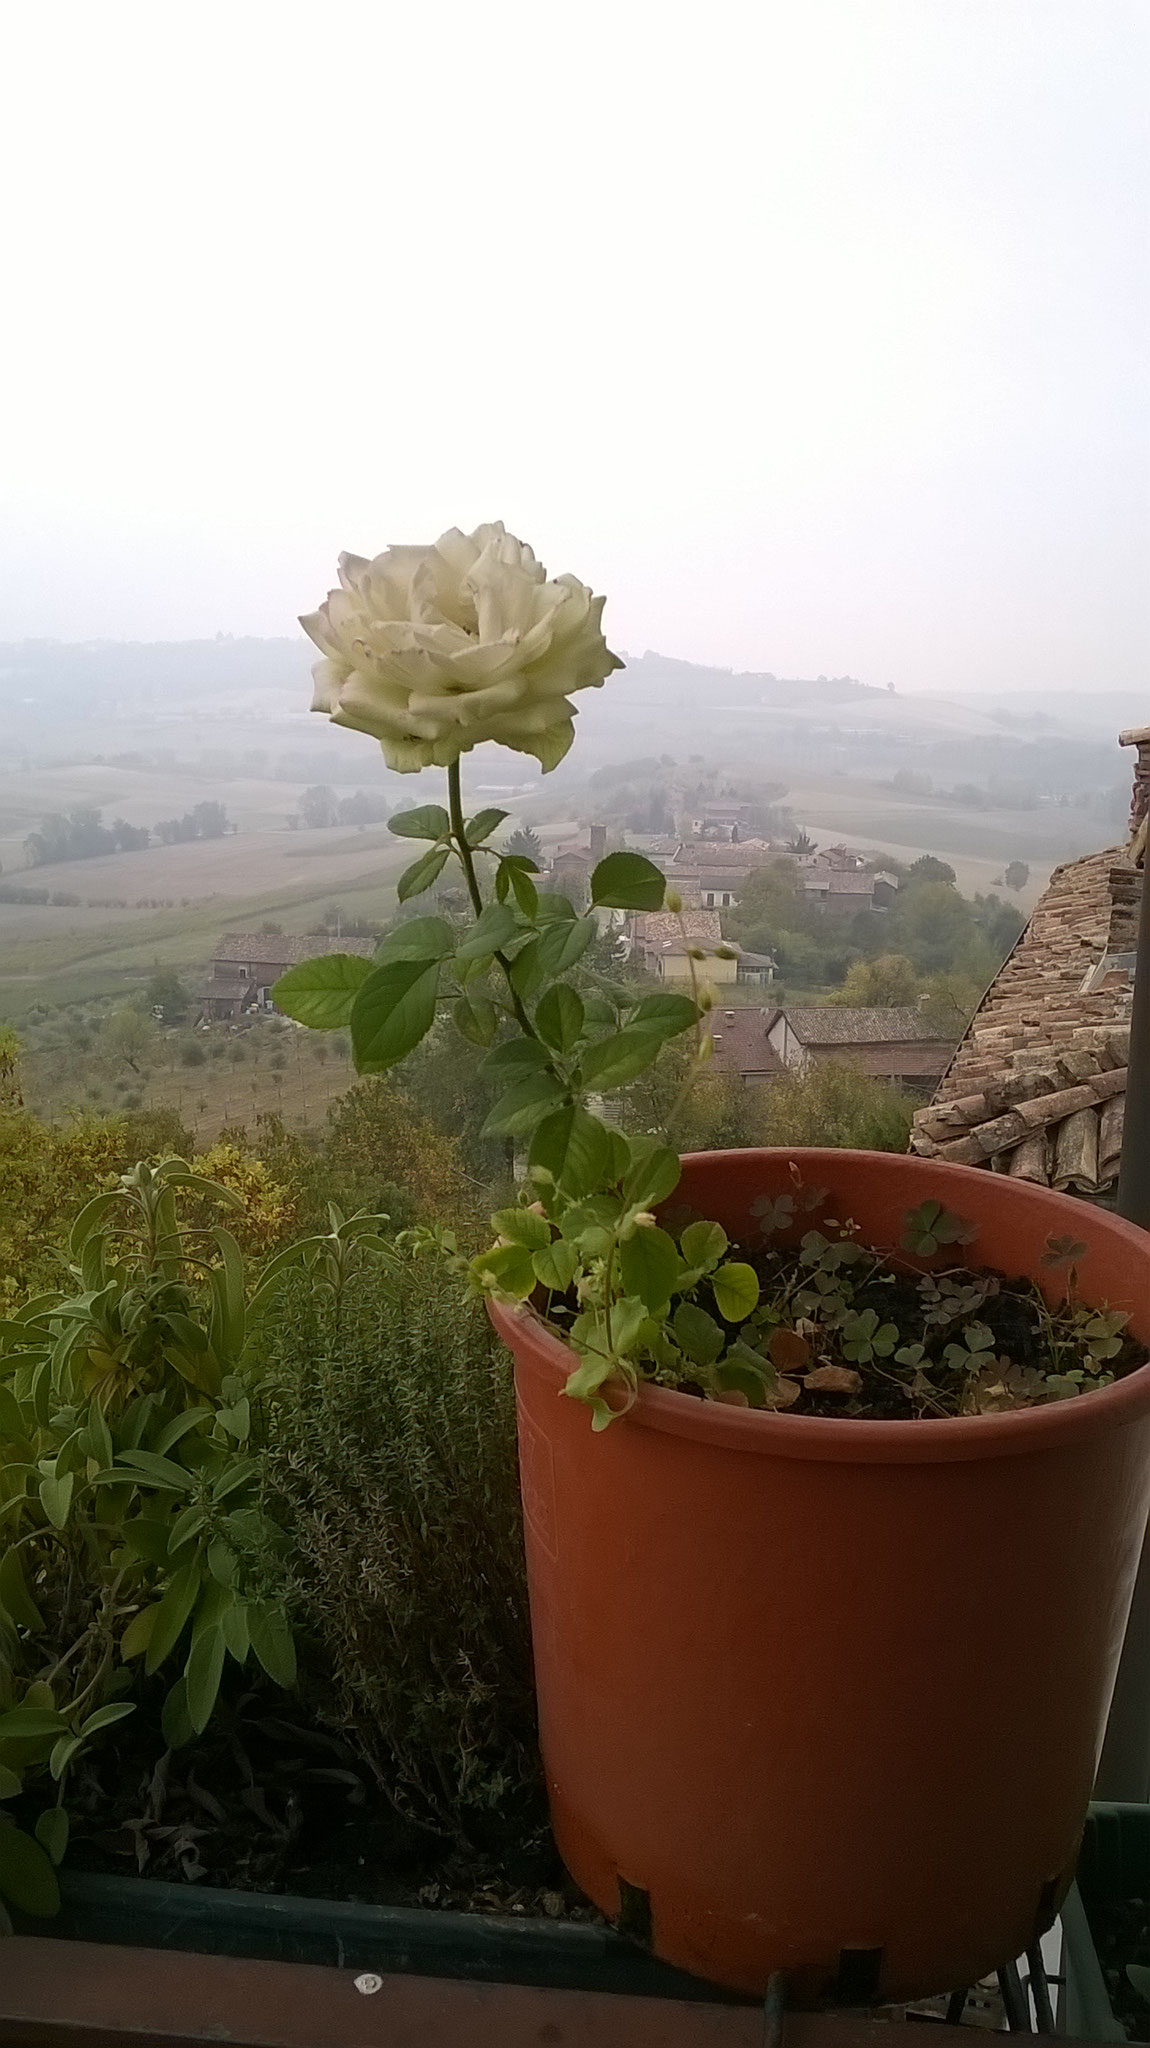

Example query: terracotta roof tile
[671,841,777,870]
[910,841,1137,1196]
[783,1006,948,1046]
[801,869,875,896]
[631,909,725,950]
[707,1009,785,1080]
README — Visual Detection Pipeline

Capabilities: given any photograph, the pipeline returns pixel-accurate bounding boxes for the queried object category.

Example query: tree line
[24,802,231,866]
[722,852,1027,1012]
[291,787,395,830]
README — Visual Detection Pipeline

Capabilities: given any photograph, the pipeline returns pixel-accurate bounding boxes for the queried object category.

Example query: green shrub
[180,1043,206,1068]
[319,1079,485,1234]
[0,1107,201,1302]
[262,1260,536,1836]
[0,1159,301,1915]
[756,1059,914,1152]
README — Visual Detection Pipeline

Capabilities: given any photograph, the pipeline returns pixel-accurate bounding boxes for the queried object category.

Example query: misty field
[1,819,407,906]
[0,808,559,1017]
[0,879,393,1018]
[21,1013,360,1147]
[775,776,1062,908]
[0,766,1092,1019]
[0,641,1127,1025]
[0,762,310,867]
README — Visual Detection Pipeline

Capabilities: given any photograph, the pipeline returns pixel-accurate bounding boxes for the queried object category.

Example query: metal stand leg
[944,1988,969,2025]
[998,1960,1032,2032]
[763,1970,788,2048]
[1025,1947,1055,2036]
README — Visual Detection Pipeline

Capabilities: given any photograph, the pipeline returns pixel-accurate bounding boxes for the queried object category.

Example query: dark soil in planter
[543,1222,1148,1420]
[707,1241,1148,1420]
[49,1682,595,1922]
[742,1256,1147,1421]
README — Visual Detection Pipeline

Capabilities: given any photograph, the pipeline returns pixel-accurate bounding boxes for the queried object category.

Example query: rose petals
[302,523,622,774]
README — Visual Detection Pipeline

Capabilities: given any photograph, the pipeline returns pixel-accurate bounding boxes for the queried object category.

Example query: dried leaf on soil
[803,1364,863,1395]
[768,1327,811,1371]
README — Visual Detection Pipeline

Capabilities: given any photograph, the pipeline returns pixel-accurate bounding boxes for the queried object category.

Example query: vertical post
[1096,836,1150,1799]
[1117,830,1150,1228]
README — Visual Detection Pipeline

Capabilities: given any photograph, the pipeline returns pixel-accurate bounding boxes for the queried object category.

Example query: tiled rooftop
[707,1008,784,1080]
[802,869,875,896]
[672,839,776,869]
[783,1005,947,1046]
[211,933,377,966]
[909,844,1134,1195]
[632,909,726,950]
[909,722,1150,1198]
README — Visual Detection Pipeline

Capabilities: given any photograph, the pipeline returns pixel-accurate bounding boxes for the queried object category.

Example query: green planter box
[1061,1804,1150,2041]
[20,1811,1149,2032]
[29,1868,748,2007]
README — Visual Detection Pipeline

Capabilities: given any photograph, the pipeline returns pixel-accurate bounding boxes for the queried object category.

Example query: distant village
[545,799,953,1097]
[195,789,960,1104]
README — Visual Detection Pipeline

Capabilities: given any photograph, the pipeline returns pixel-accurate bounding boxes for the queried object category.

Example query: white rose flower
[301,522,623,774]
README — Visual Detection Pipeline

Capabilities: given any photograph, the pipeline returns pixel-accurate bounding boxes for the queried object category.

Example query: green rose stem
[449,755,629,1396]
[600,1228,621,1396]
[653,895,714,1146]
[446,757,546,1050]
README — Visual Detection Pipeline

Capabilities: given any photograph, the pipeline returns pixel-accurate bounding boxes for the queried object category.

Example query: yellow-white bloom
[301,522,622,773]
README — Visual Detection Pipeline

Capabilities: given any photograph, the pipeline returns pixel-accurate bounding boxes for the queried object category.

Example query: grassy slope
[0,886,391,1017]
[23,1019,360,1147]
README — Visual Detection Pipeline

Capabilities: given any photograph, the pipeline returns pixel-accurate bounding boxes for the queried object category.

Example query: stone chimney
[590,823,607,861]
[1119,727,1150,848]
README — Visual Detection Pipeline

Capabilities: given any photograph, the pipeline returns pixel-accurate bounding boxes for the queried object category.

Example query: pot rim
[489,1147,1150,1466]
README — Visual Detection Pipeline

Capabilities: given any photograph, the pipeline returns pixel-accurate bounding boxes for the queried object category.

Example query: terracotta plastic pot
[489,1148,1150,2002]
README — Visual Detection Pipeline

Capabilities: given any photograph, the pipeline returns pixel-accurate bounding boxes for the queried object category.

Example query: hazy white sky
[1,0,1146,692]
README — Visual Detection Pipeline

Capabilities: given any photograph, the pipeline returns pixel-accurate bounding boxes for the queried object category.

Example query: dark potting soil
[716,1244,1148,1421]
[56,1684,595,1921]
[543,1231,1147,1420]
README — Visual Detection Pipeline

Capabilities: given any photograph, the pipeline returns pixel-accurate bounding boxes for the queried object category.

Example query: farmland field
[0,763,1102,1019]
[0,638,1125,1023]
[21,1013,361,1147]
[769,776,1065,909]
[0,833,582,1021]
[0,836,407,1018]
